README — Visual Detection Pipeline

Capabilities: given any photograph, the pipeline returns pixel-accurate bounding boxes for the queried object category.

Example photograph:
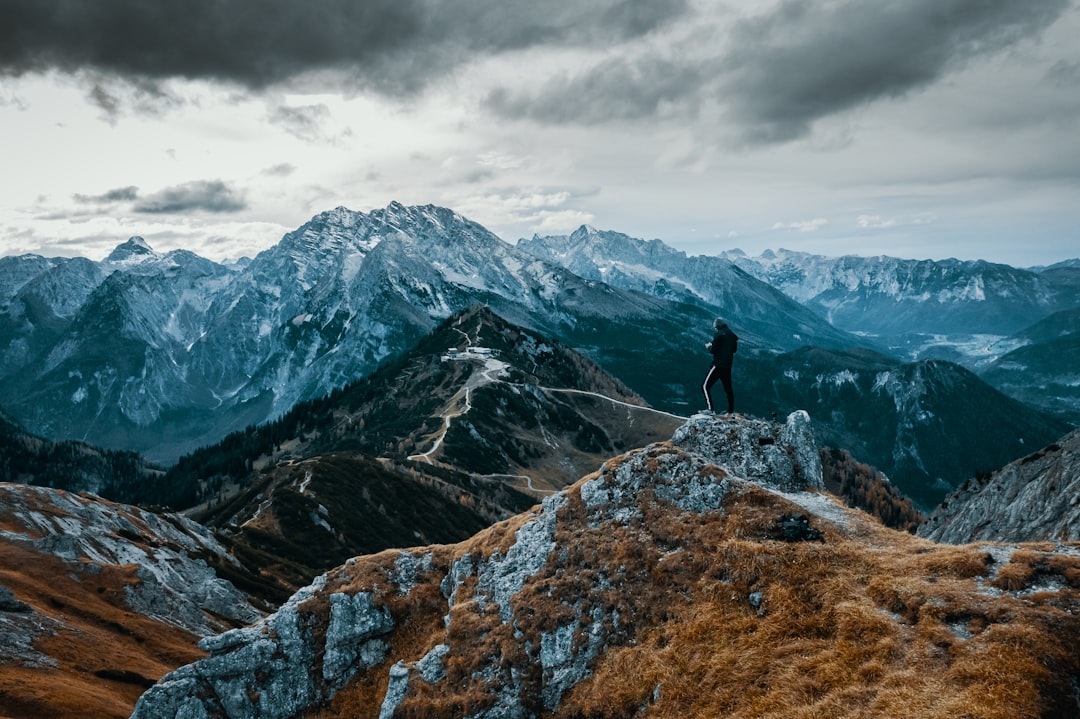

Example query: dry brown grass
[310,458,1079,719]
[0,543,206,719]
[560,523,1080,719]
[35,441,1061,719]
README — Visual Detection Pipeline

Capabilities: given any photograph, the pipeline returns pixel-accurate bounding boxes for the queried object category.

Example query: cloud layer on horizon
[2,0,1078,266]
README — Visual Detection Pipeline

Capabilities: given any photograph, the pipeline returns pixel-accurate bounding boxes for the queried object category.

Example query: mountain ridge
[519,226,863,351]
[719,247,1080,353]
[0,204,719,463]
[131,412,1080,719]
[918,427,1080,544]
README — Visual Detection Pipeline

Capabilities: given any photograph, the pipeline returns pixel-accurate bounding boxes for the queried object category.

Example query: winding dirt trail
[407,353,508,463]
[407,353,687,466]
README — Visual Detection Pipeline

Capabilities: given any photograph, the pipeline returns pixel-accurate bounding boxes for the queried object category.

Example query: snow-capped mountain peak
[519,227,859,351]
[104,236,157,264]
[719,248,1077,339]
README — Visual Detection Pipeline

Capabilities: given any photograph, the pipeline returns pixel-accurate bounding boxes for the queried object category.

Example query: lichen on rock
[672,410,823,491]
[131,411,836,719]
[476,493,567,623]
[131,574,396,719]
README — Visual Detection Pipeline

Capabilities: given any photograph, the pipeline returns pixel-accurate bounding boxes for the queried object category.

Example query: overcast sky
[2,0,1078,267]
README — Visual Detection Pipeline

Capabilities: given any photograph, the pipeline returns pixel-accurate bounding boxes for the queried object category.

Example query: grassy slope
[270,443,1080,719]
[0,542,205,719]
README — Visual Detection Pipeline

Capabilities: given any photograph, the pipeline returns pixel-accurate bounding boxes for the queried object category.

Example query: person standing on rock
[703,317,738,414]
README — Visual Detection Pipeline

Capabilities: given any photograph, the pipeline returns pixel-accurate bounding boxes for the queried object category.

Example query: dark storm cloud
[0,0,687,94]
[486,54,705,124]
[267,103,332,142]
[73,185,140,204]
[722,0,1071,142]
[485,0,1070,141]
[133,180,246,214]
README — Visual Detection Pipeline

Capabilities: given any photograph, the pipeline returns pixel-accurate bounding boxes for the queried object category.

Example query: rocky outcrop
[674,410,823,492]
[0,483,269,718]
[131,412,1080,719]
[129,413,836,718]
[127,577,394,719]
[918,428,1080,543]
[0,483,262,635]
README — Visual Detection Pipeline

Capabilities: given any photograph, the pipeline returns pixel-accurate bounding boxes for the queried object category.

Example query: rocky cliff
[0,484,264,718]
[919,428,1080,544]
[132,413,1080,719]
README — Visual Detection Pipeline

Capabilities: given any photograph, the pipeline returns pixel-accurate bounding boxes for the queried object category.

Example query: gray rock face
[131,577,395,719]
[671,411,824,492]
[130,412,831,719]
[0,483,261,636]
[476,493,567,622]
[918,428,1080,543]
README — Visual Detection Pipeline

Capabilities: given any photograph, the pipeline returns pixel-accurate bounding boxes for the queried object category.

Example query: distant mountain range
[517,232,1075,506]
[518,226,859,350]
[2,202,1076,510]
[3,204,805,463]
[524,234,1080,426]
[717,247,1080,342]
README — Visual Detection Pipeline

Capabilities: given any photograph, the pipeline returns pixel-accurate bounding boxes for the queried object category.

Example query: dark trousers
[703,365,734,413]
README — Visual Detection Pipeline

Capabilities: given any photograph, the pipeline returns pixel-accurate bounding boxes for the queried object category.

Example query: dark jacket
[709,328,738,368]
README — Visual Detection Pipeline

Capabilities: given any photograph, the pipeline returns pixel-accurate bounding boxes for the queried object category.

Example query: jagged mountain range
[517,226,859,350]
[714,248,1080,418]
[2,204,1075,512]
[717,247,1080,343]
[521,232,1080,426]
[4,203,815,463]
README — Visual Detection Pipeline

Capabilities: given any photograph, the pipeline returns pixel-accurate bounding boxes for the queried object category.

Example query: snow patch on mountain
[720,248,1077,343]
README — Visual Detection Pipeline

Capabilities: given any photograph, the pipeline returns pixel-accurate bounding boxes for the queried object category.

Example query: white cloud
[528,209,597,233]
[856,214,897,229]
[772,218,828,232]
[476,151,528,170]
